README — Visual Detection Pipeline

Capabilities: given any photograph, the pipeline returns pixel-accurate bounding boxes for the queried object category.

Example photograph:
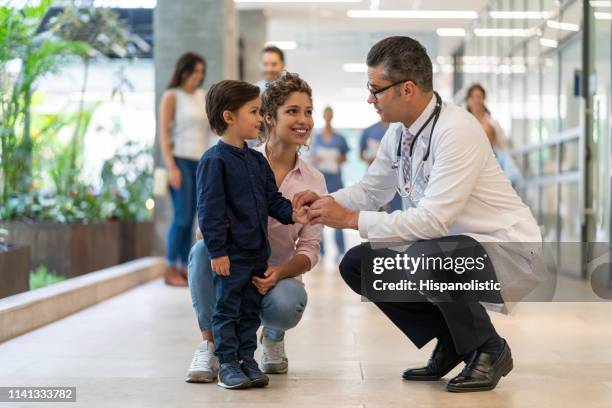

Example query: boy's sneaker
[186,341,219,383]
[260,332,288,374]
[217,361,252,389]
[240,358,269,387]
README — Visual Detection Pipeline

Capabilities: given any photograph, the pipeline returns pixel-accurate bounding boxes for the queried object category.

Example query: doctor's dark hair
[366,36,433,92]
[259,72,312,144]
[205,80,260,135]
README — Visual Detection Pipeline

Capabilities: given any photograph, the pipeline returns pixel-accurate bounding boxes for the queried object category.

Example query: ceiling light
[594,12,612,19]
[236,0,361,3]
[265,41,298,50]
[590,1,611,7]
[546,20,580,31]
[489,11,550,19]
[342,63,368,73]
[92,0,157,6]
[473,28,534,37]
[539,38,558,48]
[436,28,466,37]
[347,10,478,19]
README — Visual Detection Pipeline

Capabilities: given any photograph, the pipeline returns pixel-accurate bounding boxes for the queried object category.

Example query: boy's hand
[292,206,310,224]
[211,256,230,276]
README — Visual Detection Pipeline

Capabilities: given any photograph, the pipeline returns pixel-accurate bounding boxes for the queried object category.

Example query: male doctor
[294,36,542,393]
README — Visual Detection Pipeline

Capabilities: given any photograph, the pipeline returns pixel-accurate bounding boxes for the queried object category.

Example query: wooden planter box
[119,221,154,263]
[0,244,30,298]
[1,221,120,279]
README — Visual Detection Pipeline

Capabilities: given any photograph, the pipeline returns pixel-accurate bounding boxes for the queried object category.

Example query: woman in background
[311,106,349,261]
[159,52,212,286]
[466,83,521,183]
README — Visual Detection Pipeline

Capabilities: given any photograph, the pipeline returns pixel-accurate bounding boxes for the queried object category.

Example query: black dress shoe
[402,340,464,381]
[446,340,513,392]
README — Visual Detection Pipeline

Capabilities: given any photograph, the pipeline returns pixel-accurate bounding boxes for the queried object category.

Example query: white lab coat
[332,95,546,307]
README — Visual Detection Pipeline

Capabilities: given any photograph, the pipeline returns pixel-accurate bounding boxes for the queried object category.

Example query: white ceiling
[236,0,490,55]
[236,0,491,128]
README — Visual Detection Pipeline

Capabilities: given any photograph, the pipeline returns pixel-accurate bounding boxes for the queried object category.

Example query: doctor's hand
[292,190,322,209]
[251,266,280,295]
[308,197,359,230]
[211,256,230,276]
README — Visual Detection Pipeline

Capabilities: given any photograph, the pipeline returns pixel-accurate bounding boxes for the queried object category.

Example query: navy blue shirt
[196,140,294,259]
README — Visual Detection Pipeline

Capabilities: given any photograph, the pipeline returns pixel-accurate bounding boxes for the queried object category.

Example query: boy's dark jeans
[212,246,270,364]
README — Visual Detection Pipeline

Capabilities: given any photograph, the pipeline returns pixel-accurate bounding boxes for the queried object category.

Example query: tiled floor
[1,255,612,407]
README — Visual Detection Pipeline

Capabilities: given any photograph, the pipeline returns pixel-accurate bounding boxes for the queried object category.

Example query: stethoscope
[392,91,442,197]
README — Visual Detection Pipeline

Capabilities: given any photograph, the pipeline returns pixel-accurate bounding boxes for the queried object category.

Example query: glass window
[590,0,612,242]
[510,45,526,148]
[525,149,541,178]
[559,37,582,132]
[542,145,558,176]
[559,182,580,242]
[541,52,558,142]
[540,183,559,241]
[558,181,582,277]
[526,36,540,146]
[560,140,579,173]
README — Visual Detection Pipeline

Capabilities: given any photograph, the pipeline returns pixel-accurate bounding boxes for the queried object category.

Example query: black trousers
[339,236,499,355]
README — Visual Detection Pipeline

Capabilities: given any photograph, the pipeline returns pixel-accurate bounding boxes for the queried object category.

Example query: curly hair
[259,72,313,145]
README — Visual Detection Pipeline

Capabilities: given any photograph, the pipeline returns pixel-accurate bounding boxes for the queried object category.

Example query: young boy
[197,80,308,389]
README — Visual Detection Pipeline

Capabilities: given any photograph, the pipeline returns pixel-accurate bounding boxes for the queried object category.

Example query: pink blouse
[255,143,327,280]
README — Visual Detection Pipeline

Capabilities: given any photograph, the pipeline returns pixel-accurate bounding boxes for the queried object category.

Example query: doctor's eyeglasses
[367,79,409,101]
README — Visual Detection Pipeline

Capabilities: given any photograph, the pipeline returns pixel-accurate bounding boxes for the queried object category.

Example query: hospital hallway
[1,253,612,407]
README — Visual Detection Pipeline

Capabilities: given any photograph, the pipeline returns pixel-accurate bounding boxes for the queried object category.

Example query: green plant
[29,264,65,290]
[0,1,89,202]
[101,141,153,221]
[0,184,116,224]
[49,5,132,191]
[46,103,100,196]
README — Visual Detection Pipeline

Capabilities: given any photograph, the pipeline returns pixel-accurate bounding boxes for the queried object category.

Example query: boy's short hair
[261,45,285,63]
[206,80,260,135]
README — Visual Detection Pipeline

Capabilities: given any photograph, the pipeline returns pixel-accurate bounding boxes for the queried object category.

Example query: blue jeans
[320,172,345,256]
[320,228,346,256]
[166,157,199,266]
[212,247,268,363]
[188,240,308,343]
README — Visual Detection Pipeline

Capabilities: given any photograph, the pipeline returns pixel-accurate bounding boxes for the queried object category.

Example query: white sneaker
[260,332,288,374]
[186,340,219,383]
